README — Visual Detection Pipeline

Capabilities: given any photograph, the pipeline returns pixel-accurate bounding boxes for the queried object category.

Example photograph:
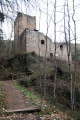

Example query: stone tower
[14,12,36,53]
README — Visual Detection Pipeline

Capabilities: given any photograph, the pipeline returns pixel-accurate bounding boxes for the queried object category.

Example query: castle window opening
[50,53,53,58]
[60,45,63,51]
[41,40,45,45]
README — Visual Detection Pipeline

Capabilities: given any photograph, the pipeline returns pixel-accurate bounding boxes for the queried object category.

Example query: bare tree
[72,0,77,110]
[38,9,43,104]
[54,0,57,105]
[43,0,48,97]
[67,0,73,110]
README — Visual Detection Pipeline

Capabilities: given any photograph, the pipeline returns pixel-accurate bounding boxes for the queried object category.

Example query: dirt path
[0,81,41,120]
[2,81,32,110]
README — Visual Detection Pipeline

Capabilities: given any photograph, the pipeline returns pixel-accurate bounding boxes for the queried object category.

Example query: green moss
[45,106,51,115]
[39,107,44,117]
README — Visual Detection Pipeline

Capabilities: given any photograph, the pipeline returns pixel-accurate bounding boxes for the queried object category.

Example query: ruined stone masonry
[14,12,71,61]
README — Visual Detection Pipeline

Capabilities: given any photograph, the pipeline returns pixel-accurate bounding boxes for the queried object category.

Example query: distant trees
[0,28,3,40]
[0,12,4,23]
[0,11,5,57]
[0,11,4,40]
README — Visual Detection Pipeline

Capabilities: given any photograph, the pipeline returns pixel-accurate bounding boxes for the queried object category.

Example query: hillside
[0,53,80,119]
[71,43,80,60]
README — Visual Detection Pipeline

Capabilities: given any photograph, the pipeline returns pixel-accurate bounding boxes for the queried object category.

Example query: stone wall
[20,29,54,58]
[19,28,70,61]
[56,44,71,61]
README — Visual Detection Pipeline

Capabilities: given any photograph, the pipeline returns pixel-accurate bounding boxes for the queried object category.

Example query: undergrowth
[0,83,5,115]
[0,53,80,119]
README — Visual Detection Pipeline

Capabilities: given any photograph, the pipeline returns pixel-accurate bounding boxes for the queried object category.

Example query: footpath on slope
[0,81,41,120]
[0,81,75,120]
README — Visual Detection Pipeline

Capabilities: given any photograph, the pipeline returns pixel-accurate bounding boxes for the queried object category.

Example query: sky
[1,0,80,43]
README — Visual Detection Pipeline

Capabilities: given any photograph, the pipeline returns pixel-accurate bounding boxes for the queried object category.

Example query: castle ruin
[14,12,70,61]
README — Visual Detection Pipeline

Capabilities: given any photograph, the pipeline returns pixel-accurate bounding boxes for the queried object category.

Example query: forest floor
[0,80,75,120]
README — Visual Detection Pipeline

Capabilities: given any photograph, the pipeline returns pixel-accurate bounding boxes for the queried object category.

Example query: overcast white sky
[1,0,80,43]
